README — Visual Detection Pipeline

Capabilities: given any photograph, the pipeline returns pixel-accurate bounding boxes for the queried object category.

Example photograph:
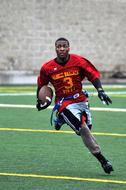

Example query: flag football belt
[50,93,81,125]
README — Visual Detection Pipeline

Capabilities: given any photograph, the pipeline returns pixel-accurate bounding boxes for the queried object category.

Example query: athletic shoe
[55,123,62,130]
[54,114,65,130]
[101,161,114,174]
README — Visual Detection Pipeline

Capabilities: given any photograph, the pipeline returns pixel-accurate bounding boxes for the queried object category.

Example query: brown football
[38,85,53,109]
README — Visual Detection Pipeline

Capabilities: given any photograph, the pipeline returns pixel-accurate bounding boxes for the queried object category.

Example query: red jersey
[37,54,100,111]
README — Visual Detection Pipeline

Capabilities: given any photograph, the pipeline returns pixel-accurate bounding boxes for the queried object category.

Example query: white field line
[0,104,126,112]
[89,91,126,95]
[0,91,126,96]
[84,85,126,88]
[0,104,35,108]
[0,93,35,96]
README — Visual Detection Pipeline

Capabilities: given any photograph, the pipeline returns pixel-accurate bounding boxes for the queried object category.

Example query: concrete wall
[0,0,126,84]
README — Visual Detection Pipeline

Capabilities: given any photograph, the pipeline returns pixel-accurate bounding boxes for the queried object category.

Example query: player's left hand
[98,89,112,105]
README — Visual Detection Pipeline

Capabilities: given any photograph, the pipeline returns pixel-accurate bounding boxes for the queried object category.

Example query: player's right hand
[36,99,48,111]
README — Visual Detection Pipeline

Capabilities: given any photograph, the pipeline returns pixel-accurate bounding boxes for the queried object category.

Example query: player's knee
[91,146,101,154]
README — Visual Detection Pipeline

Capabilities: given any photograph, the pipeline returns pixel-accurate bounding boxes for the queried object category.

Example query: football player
[36,37,114,174]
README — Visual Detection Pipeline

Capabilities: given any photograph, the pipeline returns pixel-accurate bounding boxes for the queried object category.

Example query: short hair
[55,37,70,46]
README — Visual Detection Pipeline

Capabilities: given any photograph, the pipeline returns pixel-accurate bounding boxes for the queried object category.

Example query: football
[38,85,53,109]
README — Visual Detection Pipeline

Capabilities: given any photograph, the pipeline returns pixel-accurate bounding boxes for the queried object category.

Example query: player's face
[55,40,70,60]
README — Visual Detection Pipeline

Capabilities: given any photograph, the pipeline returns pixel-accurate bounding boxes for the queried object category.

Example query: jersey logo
[51,69,79,80]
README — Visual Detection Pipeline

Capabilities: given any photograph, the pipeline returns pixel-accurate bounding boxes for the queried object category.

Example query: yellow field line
[0,172,125,184]
[92,132,126,137]
[0,127,126,137]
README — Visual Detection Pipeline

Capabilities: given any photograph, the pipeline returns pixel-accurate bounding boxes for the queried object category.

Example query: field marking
[0,84,126,91]
[0,127,126,137]
[0,93,35,96]
[90,107,126,112]
[0,103,126,112]
[0,103,35,108]
[0,172,126,185]
[0,91,126,97]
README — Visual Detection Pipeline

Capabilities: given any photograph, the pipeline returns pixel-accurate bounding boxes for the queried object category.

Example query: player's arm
[92,78,112,105]
[36,83,44,111]
[80,57,112,105]
[36,67,49,111]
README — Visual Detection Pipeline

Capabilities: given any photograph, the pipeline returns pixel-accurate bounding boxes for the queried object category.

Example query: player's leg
[60,104,114,174]
[60,101,93,134]
[54,97,91,131]
[54,111,65,130]
[80,122,100,154]
[80,122,114,174]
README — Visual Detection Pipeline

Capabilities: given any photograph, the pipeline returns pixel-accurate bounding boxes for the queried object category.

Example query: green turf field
[0,85,126,190]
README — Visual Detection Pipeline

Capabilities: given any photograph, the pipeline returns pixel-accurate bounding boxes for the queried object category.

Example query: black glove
[98,89,112,105]
[36,99,48,111]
